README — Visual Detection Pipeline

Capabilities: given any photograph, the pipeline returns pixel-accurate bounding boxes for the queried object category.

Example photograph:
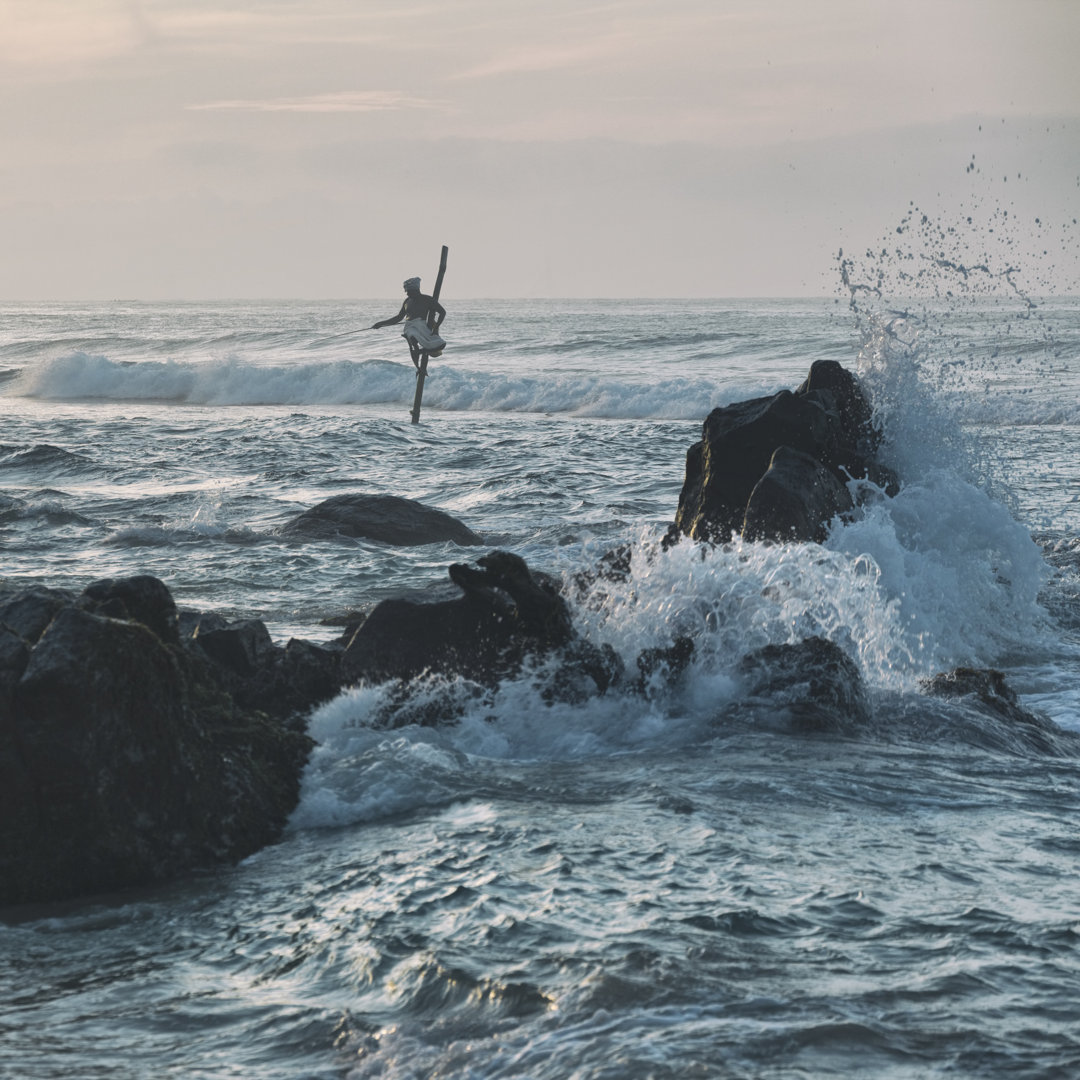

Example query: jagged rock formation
[668,359,898,545]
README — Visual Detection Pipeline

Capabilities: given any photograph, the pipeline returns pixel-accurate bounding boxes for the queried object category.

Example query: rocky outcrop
[281,493,482,547]
[0,545,699,905]
[341,550,613,690]
[668,359,898,545]
[0,576,314,907]
[339,550,695,724]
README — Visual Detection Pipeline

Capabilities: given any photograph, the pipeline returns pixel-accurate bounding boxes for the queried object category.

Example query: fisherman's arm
[432,301,446,328]
[372,302,407,329]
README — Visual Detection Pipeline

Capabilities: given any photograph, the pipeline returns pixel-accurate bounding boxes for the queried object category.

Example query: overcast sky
[2,0,1078,299]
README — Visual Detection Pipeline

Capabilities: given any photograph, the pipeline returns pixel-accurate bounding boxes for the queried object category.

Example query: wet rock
[281,493,482,547]
[732,636,870,734]
[922,667,1078,756]
[794,359,877,455]
[632,636,696,699]
[667,360,895,546]
[670,389,841,543]
[340,549,698,719]
[546,639,625,704]
[80,574,180,645]
[195,617,275,676]
[0,578,313,907]
[742,446,854,544]
[341,550,573,687]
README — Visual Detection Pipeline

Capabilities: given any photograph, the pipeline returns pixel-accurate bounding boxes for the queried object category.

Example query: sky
[1,0,1078,299]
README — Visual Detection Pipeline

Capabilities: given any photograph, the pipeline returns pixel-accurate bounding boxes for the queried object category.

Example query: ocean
[1,290,1079,1078]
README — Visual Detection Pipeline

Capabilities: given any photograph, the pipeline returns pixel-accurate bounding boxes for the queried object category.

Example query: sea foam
[288,306,1061,833]
[12,351,742,420]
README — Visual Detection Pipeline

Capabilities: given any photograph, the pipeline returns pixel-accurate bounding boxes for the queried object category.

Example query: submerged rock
[922,667,1078,756]
[668,359,897,546]
[0,576,314,907]
[281,493,482,547]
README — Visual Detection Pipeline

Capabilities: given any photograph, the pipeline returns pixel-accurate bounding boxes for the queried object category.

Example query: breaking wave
[8,351,756,420]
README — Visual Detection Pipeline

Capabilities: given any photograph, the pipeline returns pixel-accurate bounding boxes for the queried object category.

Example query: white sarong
[402,317,445,352]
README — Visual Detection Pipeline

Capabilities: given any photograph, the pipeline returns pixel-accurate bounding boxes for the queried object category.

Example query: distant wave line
[6,351,739,420]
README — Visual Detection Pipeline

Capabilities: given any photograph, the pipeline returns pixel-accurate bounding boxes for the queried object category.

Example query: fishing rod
[309,326,377,346]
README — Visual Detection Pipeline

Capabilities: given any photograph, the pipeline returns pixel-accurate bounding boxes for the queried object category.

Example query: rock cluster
[6,360,1072,907]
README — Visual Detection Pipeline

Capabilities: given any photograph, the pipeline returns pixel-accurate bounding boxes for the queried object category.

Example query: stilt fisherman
[371,277,446,370]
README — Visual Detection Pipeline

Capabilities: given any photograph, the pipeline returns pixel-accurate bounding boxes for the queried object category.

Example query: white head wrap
[403,277,421,291]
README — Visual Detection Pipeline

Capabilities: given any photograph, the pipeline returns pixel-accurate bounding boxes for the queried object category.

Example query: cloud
[0,0,141,68]
[187,90,446,114]
[450,37,631,81]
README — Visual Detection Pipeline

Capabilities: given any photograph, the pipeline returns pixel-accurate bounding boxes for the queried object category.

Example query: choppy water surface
[1,295,1079,1078]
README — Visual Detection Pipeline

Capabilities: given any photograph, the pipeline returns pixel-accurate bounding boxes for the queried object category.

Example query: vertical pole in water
[410,245,448,424]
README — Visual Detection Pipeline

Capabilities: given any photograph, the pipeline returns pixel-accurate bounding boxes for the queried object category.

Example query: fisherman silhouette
[372,277,446,370]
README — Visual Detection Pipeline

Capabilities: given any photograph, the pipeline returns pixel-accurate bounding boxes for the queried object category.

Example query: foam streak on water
[1,297,1079,1078]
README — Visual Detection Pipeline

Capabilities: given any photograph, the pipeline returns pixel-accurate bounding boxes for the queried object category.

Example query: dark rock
[274,637,344,716]
[667,361,893,546]
[181,614,343,723]
[340,549,702,719]
[0,579,313,907]
[177,609,229,641]
[923,667,1024,714]
[341,550,573,687]
[733,636,870,734]
[632,636,696,698]
[281,493,482,547]
[742,446,854,544]
[195,617,274,676]
[671,389,843,542]
[922,667,1075,756]
[546,640,625,704]
[795,359,877,454]
[80,575,180,645]
[449,550,574,644]
[0,586,73,675]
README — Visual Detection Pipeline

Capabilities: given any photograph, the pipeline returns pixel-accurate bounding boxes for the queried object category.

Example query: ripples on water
[1,298,1079,1077]
[4,742,1079,1079]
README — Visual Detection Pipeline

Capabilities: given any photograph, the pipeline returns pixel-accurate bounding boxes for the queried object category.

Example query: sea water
[1,289,1079,1078]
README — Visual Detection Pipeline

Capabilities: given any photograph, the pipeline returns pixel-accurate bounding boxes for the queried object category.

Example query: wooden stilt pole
[410,245,448,424]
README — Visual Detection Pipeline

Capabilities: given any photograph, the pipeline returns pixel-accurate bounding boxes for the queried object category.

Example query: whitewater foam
[9,351,751,420]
